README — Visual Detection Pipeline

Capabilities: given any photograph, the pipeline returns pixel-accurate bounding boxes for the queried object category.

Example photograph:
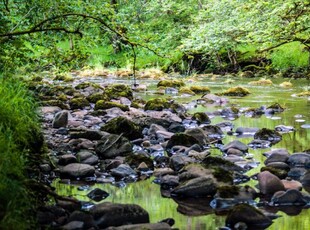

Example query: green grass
[0,77,41,229]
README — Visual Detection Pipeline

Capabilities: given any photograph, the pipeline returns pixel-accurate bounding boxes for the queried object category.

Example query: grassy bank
[0,78,42,229]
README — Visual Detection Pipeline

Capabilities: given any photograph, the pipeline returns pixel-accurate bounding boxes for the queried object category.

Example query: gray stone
[185,128,209,145]
[271,189,307,206]
[222,140,248,153]
[110,164,137,178]
[52,110,69,128]
[90,202,149,228]
[288,153,310,167]
[60,163,95,178]
[257,171,285,195]
[58,154,77,166]
[76,150,98,165]
[61,221,84,230]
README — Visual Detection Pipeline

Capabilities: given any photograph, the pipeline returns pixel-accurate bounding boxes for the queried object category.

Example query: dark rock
[260,166,288,179]
[160,175,180,189]
[254,128,282,144]
[58,154,77,166]
[264,149,290,164]
[265,162,290,171]
[52,110,69,128]
[166,133,200,150]
[301,171,310,186]
[101,116,142,140]
[225,204,272,229]
[275,125,295,133]
[263,148,290,158]
[271,189,307,206]
[87,188,109,202]
[105,223,172,230]
[235,127,259,135]
[110,164,137,178]
[168,122,185,133]
[70,129,104,140]
[171,176,217,197]
[266,103,285,113]
[257,171,285,195]
[185,128,209,145]
[76,150,98,165]
[288,167,307,180]
[173,197,214,216]
[61,221,84,230]
[202,156,244,173]
[56,198,81,212]
[222,140,248,153]
[248,139,271,148]
[69,97,90,110]
[126,154,154,170]
[287,153,310,167]
[89,202,149,228]
[226,148,244,156]
[96,134,132,159]
[68,211,95,229]
[169,155,193,172]
[60,163,95,178]
[191,112,211,124]
[157,79,185,88]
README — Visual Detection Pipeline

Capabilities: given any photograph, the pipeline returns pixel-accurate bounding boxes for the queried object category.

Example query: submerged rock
[87,188,109,202]
[60,163,95,178]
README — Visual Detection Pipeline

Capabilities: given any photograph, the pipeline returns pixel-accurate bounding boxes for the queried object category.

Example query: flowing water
[54,76,310,229]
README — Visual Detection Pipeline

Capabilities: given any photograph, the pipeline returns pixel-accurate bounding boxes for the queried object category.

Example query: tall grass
[0,77,41,229]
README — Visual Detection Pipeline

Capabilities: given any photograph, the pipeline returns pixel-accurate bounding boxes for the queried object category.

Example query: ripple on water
[295,119,306,123]
[301,124,310,129]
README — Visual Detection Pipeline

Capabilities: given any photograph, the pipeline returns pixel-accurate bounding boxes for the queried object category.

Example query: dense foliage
[0,0,309,75]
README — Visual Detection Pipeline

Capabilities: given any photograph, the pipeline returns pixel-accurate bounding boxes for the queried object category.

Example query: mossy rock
[166,133,200,149]
[58,94,68,101]
[217,185,240,198]
[254,128,282,141]
[212,167,233,184]
[190,85,210,94]
[218,86,250,97]
[100,116,142,140]
[125,154,154,170]
[95,100,129,111]
[157,79,185,88]
[179,87,195,95]
[296,91,310,97]
[69,97,90,110]
[144,98,170,111]
[191,112,210,124]
[54,73,74,82]
[267,103,285,111]
[63,87,76,96]
[87,92,108,103]
[261,166,288,179]
[105,84,133,100]
[248,79,273,85]
[202,156,244,173]
[42,100,69,110]
[75,82,93,90]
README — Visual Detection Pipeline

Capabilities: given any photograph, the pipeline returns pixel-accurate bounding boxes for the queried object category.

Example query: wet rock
[254,128,282,143]
[69,129,104,140]
[248,139,271,148]
[266,103,285,113]
[37,206,66,225]
[191,112,211,124]
[222,140,248,153]
[270,189,307,206]
[169,155,194,172]
[87,188,109,202]
[96,134,132,159]
[166,133,201,151]
[288,167,307,180]
[264,148,290,164]
[144,98,171,111]
[201,93,228,104]
[275,125,295,133]
[266,162,290,171]
[260,166,288,179]
[287,153,310,167]
[226,148,244,156]
[61,221,84,230]
[76,150,98,165]
[235,127,259,135]
[126,154,154,170]
[202,156,244,173]
[171,176,217,197]
[148,124,167,136]
[168,122,185,133]
[160,175,180,189]
[153,168,175,177]
[173,197,214,216]
[225,204,272,229]
[110,164,137,178]
[281,179,302,191]
[89,202,149,228]
[58,154,77,166]
[60,163,95,178]
[69,97,90,110]
[105,223,172,230]
[185,128,209,145]
[101,116,142,140]
[257,171,285,195]
[56,198,81,212]
[157,79,185,88]
[165,87,178,95]
[68,211,95,229]
[220,107,239,118]
[52,110,69,128]
[301,171,310,186]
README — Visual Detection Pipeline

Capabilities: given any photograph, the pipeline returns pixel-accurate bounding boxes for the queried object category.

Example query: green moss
[58,94,68,101]
[144,98,170,111]
[217,185,240,198]
[179,87,195,95]
[86,92,108,103]
[100,116,142,140]
[69,97,90,109]
[212,167,233,183]
[254,128,281,140]
[53,73,73,82]
[157,79,185,88]
[75,82,92,90]
[218,86,250,97]
[296,91,310,97]
[267,103,285,111]
[42,100,69,109]
[192,112,210,124]
[248,79,273,85]
[95,100,129,111]
[190,85,210,94]
[261,166,288,179]
[105,84,133,100]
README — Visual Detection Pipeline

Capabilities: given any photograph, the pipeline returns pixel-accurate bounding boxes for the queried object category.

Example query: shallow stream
[54,76,310,229]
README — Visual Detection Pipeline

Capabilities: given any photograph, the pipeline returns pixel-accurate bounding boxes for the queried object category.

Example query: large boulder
[60,163,95,178]
[105,84,133,100]
[89,202,149,228]
[270,189,307,206]
[144,98,171,111]
[225,204,272,229]
[257,171,285,195]
[96,134,132,159]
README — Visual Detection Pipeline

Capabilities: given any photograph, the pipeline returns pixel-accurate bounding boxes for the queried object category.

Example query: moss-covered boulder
[248,79,273,85]
[69,97,90,110]
[202,156,244,173]
[75,82,92,90]
[53,73,74,82]
[296,91,310,97]
[100,116,142,140]
[87,92,108,103]
[144,98,170,111]
[157,79,185,88]
[191,112,211,124]
[95,100,129,111]
[218,86,250,97]
[254,128,282,143]
[43,100,69,110]
[266,103,285,112]
[179,87,195,95]
[226,204,272,229]
[190,85,210,94]
[105,84,133,100]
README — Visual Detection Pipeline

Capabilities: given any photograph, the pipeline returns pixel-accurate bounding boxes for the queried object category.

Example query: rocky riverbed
[29,73,310,230]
